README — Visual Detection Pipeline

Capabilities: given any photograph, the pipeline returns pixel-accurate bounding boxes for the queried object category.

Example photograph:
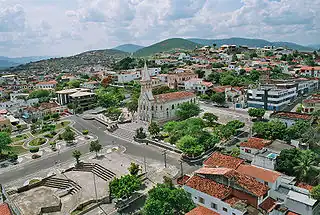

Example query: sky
[0,0,319,57]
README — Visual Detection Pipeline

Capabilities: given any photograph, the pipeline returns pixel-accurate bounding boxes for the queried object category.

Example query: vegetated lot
[29,138,47,146]
[12,133,30,143]
[56,121,71,130]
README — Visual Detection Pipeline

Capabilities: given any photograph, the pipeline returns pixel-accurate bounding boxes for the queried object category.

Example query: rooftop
[240,137,272,150]
[56,88,89,94]
[295,182,313,192]
[288,190,317,206]
[265,140,294,153]
[0,203,12,215]
[270,111,312,121]
[177,175,190,185]
[203,152,244,169]
[185,175,231,199]
[36,80,57,85]
[259,197,277,212]
[186,206,220,215]
[69,91,95,98]
[154,91,195,103]
[236,164,281,183]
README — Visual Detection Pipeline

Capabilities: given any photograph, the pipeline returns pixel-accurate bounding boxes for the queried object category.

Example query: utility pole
[93,165,98,204]
[143,156,147,173]
[179,160,183,177]
[162,150,167,168]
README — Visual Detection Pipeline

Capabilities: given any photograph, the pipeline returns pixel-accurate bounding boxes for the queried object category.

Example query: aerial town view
[0,0,319,215]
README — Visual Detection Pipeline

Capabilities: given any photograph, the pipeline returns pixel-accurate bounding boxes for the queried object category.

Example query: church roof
[154,91,195,103]
[141,61,151,81]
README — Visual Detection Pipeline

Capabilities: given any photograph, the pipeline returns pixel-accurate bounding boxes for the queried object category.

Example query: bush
[82,130,89,135]
[8,152,18,161]
[135,127,146,139]
[32,154,41,159]
[30,147,40,153]
[44,133,54,138]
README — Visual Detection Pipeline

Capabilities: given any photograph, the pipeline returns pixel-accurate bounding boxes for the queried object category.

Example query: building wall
[183,186,245,215]
[251,154,276,170]
[285,198,313,215]
[239,147,259,161]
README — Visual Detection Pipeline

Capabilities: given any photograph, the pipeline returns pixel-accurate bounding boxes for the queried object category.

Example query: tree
[284,120,310,141]
[311,185,320,201]
[202,112,218,126]
[293,150,318,182]
[62,127,75,143]
[248,70,260,82]
[0,132,12,155]
[82,130,89,135]
[211,92,225,105]
[128,162,141,176]
[72,150,82,165]
[52,113,59,120]
[206,72,220,83]
[195,69,205,78]
[212,43,217,49]
[232,54,238,62]
[96,87,125,108]
[252,120,286,140]
[275,148,300,176]
[175,102,200,120]
[248,108,266,120]
[148,122,160,137]
[67,80,81,88]
[28,89,50,99]
[226,120,245,130]
[89,140,102,157]
[176,135,204,157]
[109,174,141,199]
[143,183,195,215]
[135,127,146,139]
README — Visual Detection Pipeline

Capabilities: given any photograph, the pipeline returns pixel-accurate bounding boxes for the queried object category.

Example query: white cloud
[0,0,319,57]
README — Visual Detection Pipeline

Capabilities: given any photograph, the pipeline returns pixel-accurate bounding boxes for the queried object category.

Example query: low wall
[39,200,62,214]
[134,138,182,154]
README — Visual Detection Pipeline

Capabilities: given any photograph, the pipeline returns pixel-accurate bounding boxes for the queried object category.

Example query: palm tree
[294,150,317,182]
[72,150,82,165]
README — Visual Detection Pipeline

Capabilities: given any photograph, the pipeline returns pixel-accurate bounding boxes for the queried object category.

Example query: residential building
[0,87,3,97]
[270,111,313,127]
[247,84,297,111]
[81,81,100,89]
[36,80,57,90]
[184,78,213,94]
[299,66,320,78]
[10,93,29,101]
[158,71,198,89]
[0,203,13,215]
[302,93,320,113]
[114,71,141,84]
[22,102,62,120]
[0,117,11,131]
[239,137,272,161]
[138,63,196,123]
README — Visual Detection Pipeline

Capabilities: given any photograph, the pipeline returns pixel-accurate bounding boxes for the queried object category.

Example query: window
[223,207,228,212]
[172,104,174,110]
[211,202,217,209]
[199,197,205,204]
[245,148,251,153]
[232,213,236,215]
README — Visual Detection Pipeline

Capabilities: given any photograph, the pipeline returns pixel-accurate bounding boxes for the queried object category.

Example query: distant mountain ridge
[113,44,144,53]
[188,37,313,51]
[134,38,199,57]
[0,56,54,68]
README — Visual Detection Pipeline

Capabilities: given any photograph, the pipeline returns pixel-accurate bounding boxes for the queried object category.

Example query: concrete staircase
[73,163,116,181]
[42,177,81,195]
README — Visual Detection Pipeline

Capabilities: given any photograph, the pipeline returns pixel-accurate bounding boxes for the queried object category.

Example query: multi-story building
[56,88,96,112]
[247,84,297,111]
[81,81,100,89]
[184,78,213,94]
[299,66,320,78]
[158,71,198,89]
[114,71,141,84]
[35,80,57,90]
[302,93,320,113]
[270,111,313,127]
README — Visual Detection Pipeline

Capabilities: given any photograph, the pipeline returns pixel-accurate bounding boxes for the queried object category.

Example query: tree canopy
[176,135,203,157]
[175,102,200,120]
[211,93,225,105]
[202,112,218,126]
[0,132,12,154]
[62,127,75,142]
[89,140,102,157]
[148,122,160,137]
[96,87,125,108]
[311,185,320,201]
[29,89,50,99]
[248,108,266,119]
[109,174,141,199]
[143,183,195,215]
[252,120,286,140]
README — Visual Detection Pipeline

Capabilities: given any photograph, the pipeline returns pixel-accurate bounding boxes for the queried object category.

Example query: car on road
[213,104,229,108]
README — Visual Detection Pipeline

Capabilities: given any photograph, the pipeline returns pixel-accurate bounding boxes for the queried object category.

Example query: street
[0,116,199,185]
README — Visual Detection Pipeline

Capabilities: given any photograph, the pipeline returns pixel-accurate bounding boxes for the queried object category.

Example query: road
[0,116,198,185]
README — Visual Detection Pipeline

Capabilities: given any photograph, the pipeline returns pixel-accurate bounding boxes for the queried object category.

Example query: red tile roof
[0,203,12,215]
[186,206,220,215]
[224,196,242,207]
[259,197,276,212]
[286,211,300,215]
[186,175,231,199]
[36,80,57,85]
[203,152,244,169]
[195,167,233,176]
[240,137,272,150]
[224,169,269,197]
[154,91,195,102]
[271,111,312,121]
[296,182,313,191]
[177,175,190,185]
[236,164,281,183]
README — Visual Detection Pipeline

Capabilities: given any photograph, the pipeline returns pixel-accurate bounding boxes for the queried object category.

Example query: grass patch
[29,179,40,184]
[12,134,29,142]
[56,121,71,130]
[29,138,46,146]
[4,146,28,155]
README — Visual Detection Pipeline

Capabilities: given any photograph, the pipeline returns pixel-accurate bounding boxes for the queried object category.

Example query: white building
[299,66,320,78]
[184,78,213,94]
[36,80,57,90]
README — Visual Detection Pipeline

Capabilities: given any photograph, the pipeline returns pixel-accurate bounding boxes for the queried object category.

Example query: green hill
[188,37,314,51]
[113,44,144,53]
[134,38,200,57]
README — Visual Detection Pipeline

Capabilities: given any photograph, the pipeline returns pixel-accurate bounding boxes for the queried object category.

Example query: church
[138,63,197,123]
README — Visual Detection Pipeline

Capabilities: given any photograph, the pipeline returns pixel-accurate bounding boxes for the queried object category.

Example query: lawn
[56,121,71,130]
[29,179,40,184]
[12,133,30,143]
[4,146,28,155]
[29,138,47,146]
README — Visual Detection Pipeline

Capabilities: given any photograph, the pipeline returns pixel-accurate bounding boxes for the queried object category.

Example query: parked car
[32,154,41,159]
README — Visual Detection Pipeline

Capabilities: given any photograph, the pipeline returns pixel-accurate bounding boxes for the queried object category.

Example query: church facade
[138,63,197,123]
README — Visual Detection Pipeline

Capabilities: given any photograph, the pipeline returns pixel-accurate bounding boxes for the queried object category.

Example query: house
[302,94,320,113]
[239,137,272,161]
[36,80,57,90]
[299,66,320,78]
[270,111,313,127]
[184,78,213,94]
[22,102,62,120]
[81,81,100,89]
[186,206,220,215]
[0,203,12,215]
[114,71,141,84]
[203,152,244,169]
[0,87,4,97]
